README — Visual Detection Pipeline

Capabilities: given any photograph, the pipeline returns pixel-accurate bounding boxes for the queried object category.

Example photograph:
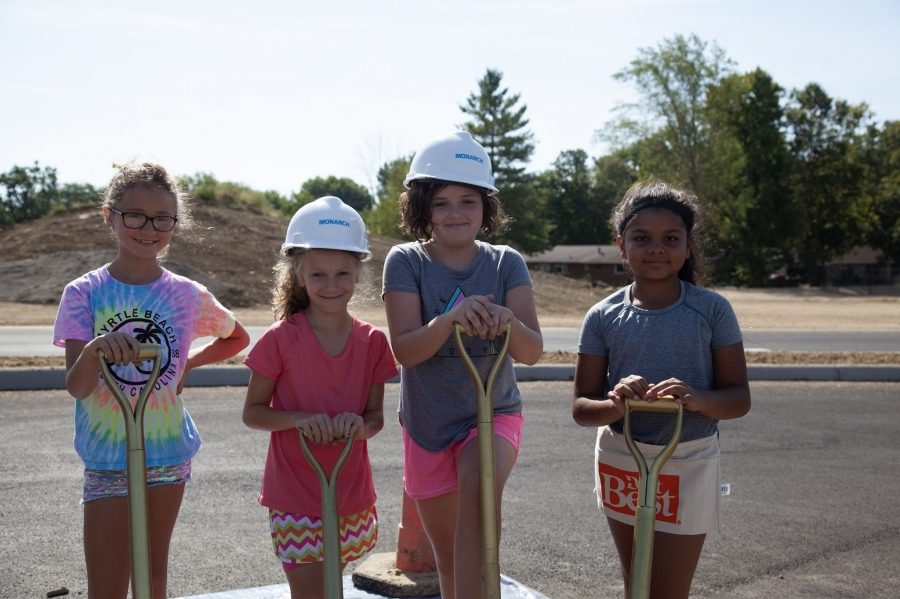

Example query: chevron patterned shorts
[269,506,378,571]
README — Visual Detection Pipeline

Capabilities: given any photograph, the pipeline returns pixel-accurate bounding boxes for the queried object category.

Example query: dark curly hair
[610,181,708,286]
[399,180,510,242]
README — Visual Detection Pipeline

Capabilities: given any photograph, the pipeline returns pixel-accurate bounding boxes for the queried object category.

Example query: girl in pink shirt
[242,196,397,599]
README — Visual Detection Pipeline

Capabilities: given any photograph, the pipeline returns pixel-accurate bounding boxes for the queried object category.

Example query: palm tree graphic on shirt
[133,323,164,345]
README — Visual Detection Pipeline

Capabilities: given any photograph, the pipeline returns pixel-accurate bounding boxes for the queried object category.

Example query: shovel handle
[97,343,162,599]
[453,322,510,599]
[623,394,683,599]
[298,431,354,599]
[99,345,162,364]
[625,396,679,412]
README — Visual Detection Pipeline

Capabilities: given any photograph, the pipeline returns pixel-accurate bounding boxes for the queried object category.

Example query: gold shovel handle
[453,321,511,599]
[96,343,162,599]
[625,396,680,412]
[623,395,683,599]
[298,430,354,599]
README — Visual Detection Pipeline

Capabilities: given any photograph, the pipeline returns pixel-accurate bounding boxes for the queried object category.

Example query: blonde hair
[271,250,374,321]
[101,161,196,258]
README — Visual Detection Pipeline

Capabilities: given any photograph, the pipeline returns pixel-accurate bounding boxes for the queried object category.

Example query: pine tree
[460,69,550,253]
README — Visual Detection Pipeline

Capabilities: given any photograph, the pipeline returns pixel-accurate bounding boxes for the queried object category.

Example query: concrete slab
[176,574,550,599]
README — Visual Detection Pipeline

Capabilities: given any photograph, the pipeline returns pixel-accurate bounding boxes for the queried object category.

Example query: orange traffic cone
[352,486,441,597]
[395,488,436,572]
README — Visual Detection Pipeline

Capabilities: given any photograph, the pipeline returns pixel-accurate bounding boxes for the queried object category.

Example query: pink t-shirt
[243,312,398,516]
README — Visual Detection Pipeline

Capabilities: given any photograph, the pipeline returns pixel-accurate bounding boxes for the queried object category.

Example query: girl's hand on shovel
[447,294,495,339]
[332,412,364,442]
[88,332,140,365]
[295,413,335,445]
[649,378,700,411]
[609,374,653,401]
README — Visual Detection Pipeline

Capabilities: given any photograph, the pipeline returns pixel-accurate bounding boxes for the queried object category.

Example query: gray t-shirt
[382,241,532,452]
[578,280,743,444]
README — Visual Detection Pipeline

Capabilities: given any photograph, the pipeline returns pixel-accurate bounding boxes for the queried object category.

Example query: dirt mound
[0,204,605,315]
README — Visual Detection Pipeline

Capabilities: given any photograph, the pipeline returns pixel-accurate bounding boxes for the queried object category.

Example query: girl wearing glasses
[53,160,250,599]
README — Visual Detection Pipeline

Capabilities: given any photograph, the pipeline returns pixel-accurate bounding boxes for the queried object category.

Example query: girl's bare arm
[64,334,139,400]
[384,290,460,367]
[572,353,625,427]
[179,322,250,392]
[242,371,339,444]
[385,286,542,368]
[648,342,751,420]
[184,321,250,370]
[498,284,543,365]
[354,383,385,441]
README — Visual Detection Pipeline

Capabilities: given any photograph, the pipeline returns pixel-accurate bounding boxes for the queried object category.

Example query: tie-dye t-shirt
[53,266,236,469]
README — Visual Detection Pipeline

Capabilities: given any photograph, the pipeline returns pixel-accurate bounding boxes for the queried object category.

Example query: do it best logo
[598,463,680,524]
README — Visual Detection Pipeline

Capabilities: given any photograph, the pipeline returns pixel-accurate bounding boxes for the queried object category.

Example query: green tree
[597,33,734,198]
[0,162,59,226]
[860,120,900,271]
[460,69,551,252]
[593,154,639,242]
[542,150,600,245]
[363,155,413,239]
[58,182,101,207]
[711,69,802,285]
[290,176,374,214]
[785,83,871,283]
[183,173,286,215]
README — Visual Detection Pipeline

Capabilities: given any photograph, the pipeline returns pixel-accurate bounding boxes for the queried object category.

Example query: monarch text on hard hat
[318,219,351,228]
[455,153,484,164]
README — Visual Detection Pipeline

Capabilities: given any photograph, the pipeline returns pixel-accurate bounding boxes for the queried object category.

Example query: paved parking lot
[2,381,899,599]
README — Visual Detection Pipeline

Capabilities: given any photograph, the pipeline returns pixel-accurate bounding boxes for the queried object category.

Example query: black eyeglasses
[110,208,178,232]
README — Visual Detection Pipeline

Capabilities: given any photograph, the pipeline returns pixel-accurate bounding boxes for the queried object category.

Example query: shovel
[98,343,163,599]
[623,397,683,599]
[454,321,511,599]
[298,430,355,599]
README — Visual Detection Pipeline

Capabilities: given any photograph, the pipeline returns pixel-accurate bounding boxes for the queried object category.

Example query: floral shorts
[269,506,378,572]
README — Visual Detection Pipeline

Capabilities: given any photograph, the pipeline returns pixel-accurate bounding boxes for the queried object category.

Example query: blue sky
[2,0,898,197]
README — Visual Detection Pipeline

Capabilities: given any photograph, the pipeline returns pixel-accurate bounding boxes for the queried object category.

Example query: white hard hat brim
[403,174,499,195]
[280,242,372,262]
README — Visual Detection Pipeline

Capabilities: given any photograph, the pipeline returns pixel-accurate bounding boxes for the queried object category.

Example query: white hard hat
[281,196,372,261]
[404,131,499,194]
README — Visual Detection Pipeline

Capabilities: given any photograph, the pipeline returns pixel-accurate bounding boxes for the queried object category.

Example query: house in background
[822,246,897,286]
[525,245,629,287]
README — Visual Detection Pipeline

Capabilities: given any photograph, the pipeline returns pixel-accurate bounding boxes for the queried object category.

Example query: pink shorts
[403,413,524,500]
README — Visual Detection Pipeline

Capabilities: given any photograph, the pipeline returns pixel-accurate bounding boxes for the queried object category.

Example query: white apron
[594,426,721,535]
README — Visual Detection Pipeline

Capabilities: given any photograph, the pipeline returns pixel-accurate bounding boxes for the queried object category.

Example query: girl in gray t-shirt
[382,130,543,599]
[573,181,751,599]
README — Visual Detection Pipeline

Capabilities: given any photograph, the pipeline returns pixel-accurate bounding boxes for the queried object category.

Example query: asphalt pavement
[3,381,899,599]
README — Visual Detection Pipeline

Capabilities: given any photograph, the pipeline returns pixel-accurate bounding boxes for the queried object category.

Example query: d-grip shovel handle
[97,343,163,599]
[623,397,683,494]
[453,321,511,599]
[623,396,683,599]
[298,430,355,599]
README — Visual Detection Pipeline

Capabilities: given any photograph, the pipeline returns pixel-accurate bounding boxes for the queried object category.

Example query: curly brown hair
[398,180,510,242]
[610,181,708,286]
